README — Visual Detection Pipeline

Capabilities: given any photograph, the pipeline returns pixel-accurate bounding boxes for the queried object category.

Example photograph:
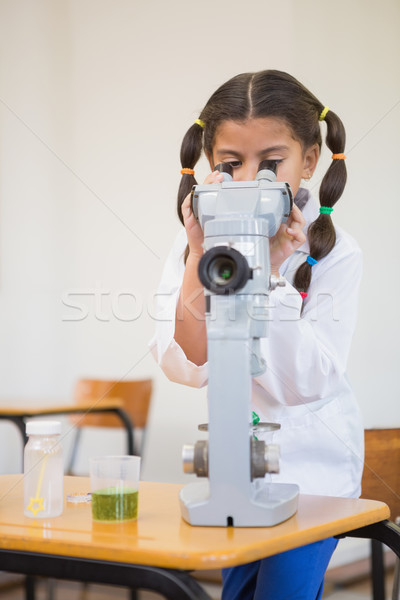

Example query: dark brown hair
[177,70,346,296]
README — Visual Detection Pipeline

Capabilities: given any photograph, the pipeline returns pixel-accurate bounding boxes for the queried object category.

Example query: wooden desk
[0,475,399,600]
[0,399,134,458]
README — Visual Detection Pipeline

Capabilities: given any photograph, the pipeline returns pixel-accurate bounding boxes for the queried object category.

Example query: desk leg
[25,575,36,600]
[337,519,400,559]
[393,558,400,600]
[371,540,385,600]
[113,408,134,455]
[337,520,400,600]
[7,416,27,445]
[66,408,134,475]
[7,417,26,471]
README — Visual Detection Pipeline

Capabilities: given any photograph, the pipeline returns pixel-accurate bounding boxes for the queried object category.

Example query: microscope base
[179,480,299,527]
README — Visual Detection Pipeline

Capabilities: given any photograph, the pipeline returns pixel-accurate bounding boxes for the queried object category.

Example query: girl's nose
[235,165,257,182]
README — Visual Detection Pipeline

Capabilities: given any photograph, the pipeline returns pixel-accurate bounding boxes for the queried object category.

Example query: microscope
[179,161,300,527]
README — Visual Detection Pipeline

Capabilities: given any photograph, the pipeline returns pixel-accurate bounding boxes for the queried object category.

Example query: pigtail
[293,109,347,295]
[177,122,204,224]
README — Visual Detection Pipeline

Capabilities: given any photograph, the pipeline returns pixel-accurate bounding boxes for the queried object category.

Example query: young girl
[150,69,364,600]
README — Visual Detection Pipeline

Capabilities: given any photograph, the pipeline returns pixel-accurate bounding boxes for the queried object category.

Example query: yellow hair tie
[319,106,330,121]
[331,153,346,160]
[195,119,205,128]
[181,168,195,175]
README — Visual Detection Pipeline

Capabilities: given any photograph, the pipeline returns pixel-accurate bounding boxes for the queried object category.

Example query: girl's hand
[182,170,224,259]
[269,204,306,275]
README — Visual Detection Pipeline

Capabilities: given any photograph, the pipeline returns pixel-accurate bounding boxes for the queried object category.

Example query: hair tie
[306,256,318,266]
[319,206,334,215]
[194,119,205,129]
[299,292,308,301]
[180,168,195,176]
[319,106,330,121]
[332,153,346,160]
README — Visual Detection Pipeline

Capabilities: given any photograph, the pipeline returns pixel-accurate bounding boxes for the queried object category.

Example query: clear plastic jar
[24,420,64,518]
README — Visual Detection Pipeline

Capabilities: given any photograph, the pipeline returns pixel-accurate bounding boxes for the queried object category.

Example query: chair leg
[47,578,56,600]
[392,557,400,600]
[371,539,386,600]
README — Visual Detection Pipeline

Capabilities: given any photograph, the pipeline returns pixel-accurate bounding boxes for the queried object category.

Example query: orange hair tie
[331,153,346,160]
[180,168,195,175]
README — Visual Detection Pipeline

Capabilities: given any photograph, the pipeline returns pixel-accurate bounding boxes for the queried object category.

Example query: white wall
[0,0,399,494]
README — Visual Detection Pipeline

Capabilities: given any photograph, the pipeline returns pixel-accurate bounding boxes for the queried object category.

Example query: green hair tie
[319,206,334,215]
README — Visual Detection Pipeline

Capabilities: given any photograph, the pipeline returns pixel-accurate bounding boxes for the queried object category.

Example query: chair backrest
[73,379,153,429]
[361,428,400,521]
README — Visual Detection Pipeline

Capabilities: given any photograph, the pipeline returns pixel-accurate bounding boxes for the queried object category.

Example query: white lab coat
[149,193,364,498]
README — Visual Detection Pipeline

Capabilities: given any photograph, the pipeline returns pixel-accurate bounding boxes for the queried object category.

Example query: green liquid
[91,487,138,522]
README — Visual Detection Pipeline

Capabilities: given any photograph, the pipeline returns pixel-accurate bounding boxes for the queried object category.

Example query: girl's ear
[303,144,320,179]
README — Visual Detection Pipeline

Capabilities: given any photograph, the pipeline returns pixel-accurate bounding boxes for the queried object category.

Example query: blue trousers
[221,537,338,600]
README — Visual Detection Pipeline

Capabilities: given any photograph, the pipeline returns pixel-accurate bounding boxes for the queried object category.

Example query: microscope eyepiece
[214,162,234,178]
[198,246,252,295]
[257,160,279,175]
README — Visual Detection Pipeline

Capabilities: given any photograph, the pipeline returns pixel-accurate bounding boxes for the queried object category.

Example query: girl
[150,69,364,600]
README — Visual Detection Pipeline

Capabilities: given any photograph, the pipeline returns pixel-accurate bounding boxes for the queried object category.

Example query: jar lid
[66,492,91,504]
[26,420,62,435]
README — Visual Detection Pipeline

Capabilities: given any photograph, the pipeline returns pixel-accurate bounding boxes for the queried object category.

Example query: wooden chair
[48,379,153,600]
[361,428,400,600]
[67,378,153,474]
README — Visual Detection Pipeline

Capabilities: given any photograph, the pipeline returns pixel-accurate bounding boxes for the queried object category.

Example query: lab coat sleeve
[148,230,208,388]
[254,234,363,405]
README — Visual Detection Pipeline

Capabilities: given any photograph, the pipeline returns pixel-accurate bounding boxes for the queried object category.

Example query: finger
[182,194,190,209]
[289,204,306,228]
[181,193,194,223]
[286,226,306,244]
[203,170,224,185]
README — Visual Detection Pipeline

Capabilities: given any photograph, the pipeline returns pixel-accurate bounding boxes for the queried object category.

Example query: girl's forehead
[212,117,297,150]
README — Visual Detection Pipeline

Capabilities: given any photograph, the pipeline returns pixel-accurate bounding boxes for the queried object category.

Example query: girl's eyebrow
[214,145,290,156]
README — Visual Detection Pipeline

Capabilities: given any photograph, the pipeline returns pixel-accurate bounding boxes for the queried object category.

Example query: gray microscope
[179,161,300,527]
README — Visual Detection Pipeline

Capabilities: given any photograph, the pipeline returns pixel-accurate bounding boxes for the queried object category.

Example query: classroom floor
[0,561,396,600]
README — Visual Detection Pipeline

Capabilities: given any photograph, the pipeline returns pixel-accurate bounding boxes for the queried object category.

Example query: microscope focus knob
[182,441,208,476]
[251,440,280,478]
[269,274,286,290]
[264,444,280,474]
[182,444,195,474]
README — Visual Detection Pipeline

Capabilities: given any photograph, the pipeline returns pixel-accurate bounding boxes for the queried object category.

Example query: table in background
[0,399,134,466]
[0,475,399,600]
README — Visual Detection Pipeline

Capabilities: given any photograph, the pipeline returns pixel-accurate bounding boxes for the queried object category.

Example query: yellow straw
[26,454,49,516]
